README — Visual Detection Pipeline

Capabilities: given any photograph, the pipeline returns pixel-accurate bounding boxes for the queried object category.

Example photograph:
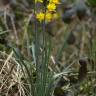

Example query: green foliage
[87,0,96,7]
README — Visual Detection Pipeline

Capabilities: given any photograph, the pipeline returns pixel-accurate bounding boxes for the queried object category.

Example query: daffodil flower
[35,0,43,3]
[36,12,44,22]
[45,12,52,22]
[49,0,60,4]
[47,3,56,12]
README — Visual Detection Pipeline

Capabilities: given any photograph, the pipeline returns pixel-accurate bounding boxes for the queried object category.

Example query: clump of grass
[12,0,61,96]
[0,0,96,96]
[0,51,27,96]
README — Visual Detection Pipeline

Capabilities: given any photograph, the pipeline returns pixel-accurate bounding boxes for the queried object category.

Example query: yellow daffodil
[35,0,43,3]
[53,13,59,19]
[45,12,52,22]
[36,12,44,22]
[49,0,60,4]
[35,0,60,22]
[47,3,56,11]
